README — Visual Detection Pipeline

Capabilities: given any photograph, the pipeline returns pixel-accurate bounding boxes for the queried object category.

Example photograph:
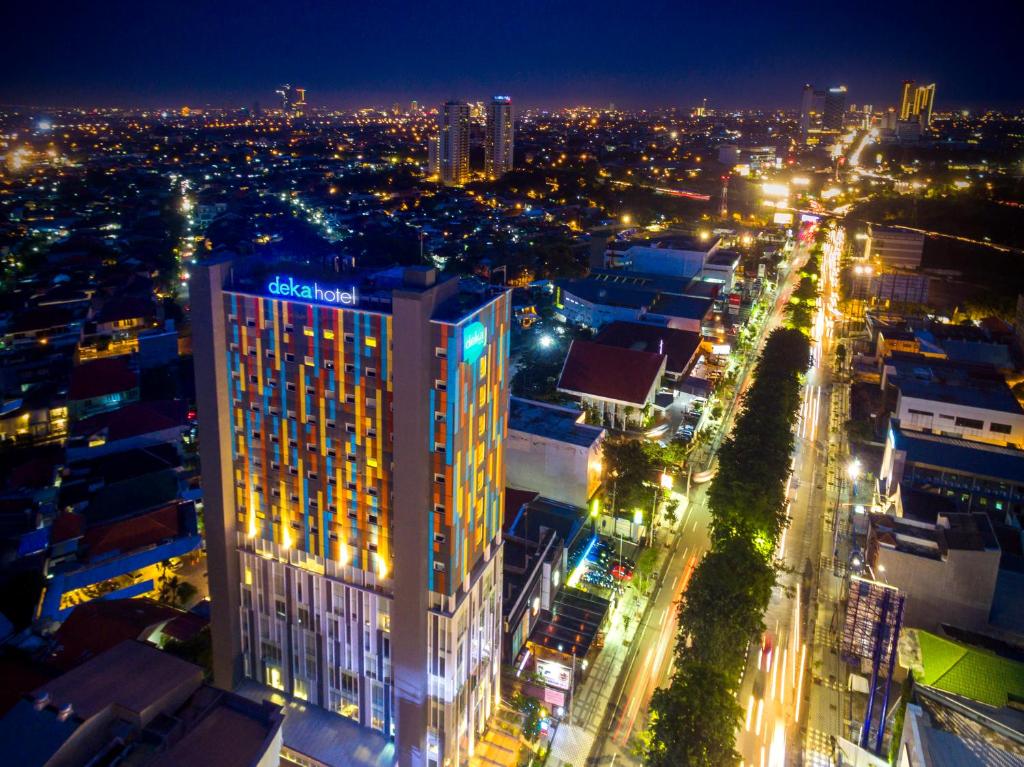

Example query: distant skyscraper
[193,259,510,767]
[484,96,514,180]
[276,84,306,116]
[823,86,847,131]
[437,101,470,186]
[799,84,826,141]
[899,81,937,128]
[899,80,915,120]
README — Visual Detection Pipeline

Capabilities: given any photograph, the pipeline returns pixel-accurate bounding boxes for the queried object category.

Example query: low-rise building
[867,512,1000,631]
[892,376,1024,448]
[604,232,720,279]
[67,357,139,421]
[881,420,1024,523]
[896,629,1024,766]
[865,224,925,271]
[557,339,667,429]
[594,321,703,389]
[0,640,284,767]
[506,398,604,508]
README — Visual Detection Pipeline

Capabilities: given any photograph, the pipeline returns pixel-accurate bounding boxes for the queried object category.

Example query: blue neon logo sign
[267,275,358,306]
[463,321,487,364]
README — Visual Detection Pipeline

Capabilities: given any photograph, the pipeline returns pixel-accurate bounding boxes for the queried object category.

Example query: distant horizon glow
[2,1,1021,111]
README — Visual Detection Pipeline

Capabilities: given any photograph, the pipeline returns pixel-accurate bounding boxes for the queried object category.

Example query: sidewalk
[547,517,680,766]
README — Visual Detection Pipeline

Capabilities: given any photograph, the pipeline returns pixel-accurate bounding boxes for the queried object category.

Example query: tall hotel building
[193,259,510,767]
[484,96,514,180]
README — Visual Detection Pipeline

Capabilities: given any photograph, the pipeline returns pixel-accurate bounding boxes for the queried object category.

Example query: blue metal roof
[893,426,1024,485]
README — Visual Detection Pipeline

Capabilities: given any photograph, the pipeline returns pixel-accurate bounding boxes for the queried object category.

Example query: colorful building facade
[194,261,510,767]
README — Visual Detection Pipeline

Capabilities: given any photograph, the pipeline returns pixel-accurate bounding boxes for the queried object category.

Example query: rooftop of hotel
[508,397,604,448]
[219,257,504,323]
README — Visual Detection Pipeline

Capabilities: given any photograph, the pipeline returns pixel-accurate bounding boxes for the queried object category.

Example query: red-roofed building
[595,321,703,386]
[67,358,139,421]
[67,400,188,461]
[557,339,667,429]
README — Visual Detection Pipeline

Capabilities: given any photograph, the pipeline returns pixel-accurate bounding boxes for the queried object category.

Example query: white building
[505,397,604,508]
[893,377,1024,448]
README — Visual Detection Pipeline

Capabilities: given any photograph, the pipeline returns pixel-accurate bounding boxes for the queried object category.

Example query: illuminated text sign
[267,275,358,306]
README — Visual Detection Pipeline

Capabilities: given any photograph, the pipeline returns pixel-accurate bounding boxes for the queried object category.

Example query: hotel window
[346,394,356,404]
[991,423,1012,435]
[434,504,445,514]
[326,420,336,429]
[247,347,256,356]
[365,337,378,348]
[270,460,280,470]
[345,363,355,374]
[249,375,258,384]
[289,494,299,503]
[228,313,237,322]
[324,360,335,370]
[434,441,445,452]
[305,385,315,395]
[229,342,239,352]
[286,382,296,392]
[345,423,355,434]
[434,533,446,543]
[435,347,447,358]
[344,333,355,343]
[284,323,294,333]
[367,428,377,438]
[327,448,337,458]
[285,352,295,362]
[435,411,445,422]
[307,471,318,480]
[366,368,377,378]
[250,403,260,412]
[287,410,296,420]
[303,327,314,337]
[306,443,318,453]
[269,406,280,416]
[306,414,317,424]
[435,379,447,391]
[367,487,378,497]
[434,473,445,484]
[265,349,275,359]
[289,466,298,476]
[304,355,314,367]
[433,562,446,572]
[323,329,335,340]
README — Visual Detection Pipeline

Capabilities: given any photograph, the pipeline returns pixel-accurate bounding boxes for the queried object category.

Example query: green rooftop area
[905,629,1024,708]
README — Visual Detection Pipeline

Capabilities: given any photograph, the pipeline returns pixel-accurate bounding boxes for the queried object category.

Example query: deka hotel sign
[267,275,358,307]
[463,321,487,364]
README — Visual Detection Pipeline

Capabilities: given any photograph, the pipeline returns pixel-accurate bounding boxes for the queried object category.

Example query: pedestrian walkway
[546,522,678,766]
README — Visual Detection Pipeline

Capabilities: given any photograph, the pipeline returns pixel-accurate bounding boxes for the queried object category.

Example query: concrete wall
[192,258,243,690]
[505,429,600,508]
[875,547,999,631]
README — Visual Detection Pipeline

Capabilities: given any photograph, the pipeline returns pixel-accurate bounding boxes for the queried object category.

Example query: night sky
[5,0,1023,111]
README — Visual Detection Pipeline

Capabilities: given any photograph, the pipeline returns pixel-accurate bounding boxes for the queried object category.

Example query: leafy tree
[646,663,741,767]
[675,537,776,678]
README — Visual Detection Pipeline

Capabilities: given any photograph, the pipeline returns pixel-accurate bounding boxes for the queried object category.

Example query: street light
[847,458,862,482]
[621,214,632,226]
[538,334,554,349]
